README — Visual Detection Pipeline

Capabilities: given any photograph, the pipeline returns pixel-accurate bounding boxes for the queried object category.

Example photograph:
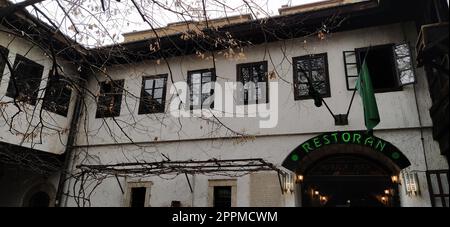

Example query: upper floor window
[292,53,330,100]
[95,79,124,118]
[138,74,167,114]
[6,54,44,105]
[188,69,216,110]
[0,45,9,83]
[344,43,416,92]
[42,71,72,117]
[236,61,268,105]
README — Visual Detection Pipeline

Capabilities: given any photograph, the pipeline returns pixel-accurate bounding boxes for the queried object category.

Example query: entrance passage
[301,155,399,207]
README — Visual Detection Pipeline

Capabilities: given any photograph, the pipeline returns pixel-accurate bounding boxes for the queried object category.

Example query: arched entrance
[301,154,398,207]
[282,131,411,207]
[22,182,56,207]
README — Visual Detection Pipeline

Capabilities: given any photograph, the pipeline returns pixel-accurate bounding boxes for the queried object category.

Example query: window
[236,61,268,105]
[292,53,330,100]
[130,187,146,207]
[0,45,9,82]
[6,54,44,105]
[344,43,416,92]
[208,179,237,207]
[42,71,72,117]
[125,182,152,207]
[95,80,124,118]
[213,186,232,207]
[188,69,216,110]
[426,170,449,207]
[138,74,167,114]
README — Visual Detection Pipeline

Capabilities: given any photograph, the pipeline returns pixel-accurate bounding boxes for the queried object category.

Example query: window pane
[298,84,309,96]
[214,186,231,207]
[296,60,309,73]
[202,75,211,83]
[313,80,327,95]
[191,73,201,84]
[434,198,443,207]
[144,89,153,97]
[430,174,440,194]
[394,43,410,57]
[347,64,358,77]
[153,88,163,99]
[396,56,411,70]
[440,173,449,194]
[202,82,211,93]
[192,93,201,106]
[203,71,212,79]
[155,98,163,105]
[347,77,358,90]
[154,78,165,88]
[145,79,154,89]
[399,70,415,85]
[201,93,210,103]
[192,82,201,95]
[297,72,308,83]
[310,57,324,69]
[241,67,250,82]
[131,187,146,207]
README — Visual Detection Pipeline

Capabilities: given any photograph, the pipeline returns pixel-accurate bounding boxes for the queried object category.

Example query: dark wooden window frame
[42,72,72,117]
[138,74,167,115]
[355,43,403,93]
[0,45,9,83]
[426,170,449,207]
[95,79,124,118]
[6,54,44,106]
[236,61,269,105]
[292,53,331,100]
[187,68,216,110]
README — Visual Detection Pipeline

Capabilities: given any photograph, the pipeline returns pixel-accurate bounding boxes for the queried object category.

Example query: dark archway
[282,131,411,207]
[22,182,56,207]
[300,154,399,207]
[28,191,50,207]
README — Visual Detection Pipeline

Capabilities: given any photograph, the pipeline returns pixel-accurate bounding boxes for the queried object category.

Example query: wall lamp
[295,174,304,183]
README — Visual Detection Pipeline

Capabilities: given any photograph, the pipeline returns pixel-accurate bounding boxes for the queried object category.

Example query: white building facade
[1,0,448,207]
[62,21,447,207]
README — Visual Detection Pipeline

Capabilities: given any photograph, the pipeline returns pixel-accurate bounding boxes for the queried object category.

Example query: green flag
[356,60,380,131]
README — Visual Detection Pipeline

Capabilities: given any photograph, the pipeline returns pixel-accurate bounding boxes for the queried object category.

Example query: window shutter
[393,43,416,86]
[343,51,358,90]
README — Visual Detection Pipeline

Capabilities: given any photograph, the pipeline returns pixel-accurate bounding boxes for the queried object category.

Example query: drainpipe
[54,70,87,207]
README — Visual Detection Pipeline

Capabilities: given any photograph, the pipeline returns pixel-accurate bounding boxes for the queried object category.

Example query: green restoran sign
[282,131,411,172]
